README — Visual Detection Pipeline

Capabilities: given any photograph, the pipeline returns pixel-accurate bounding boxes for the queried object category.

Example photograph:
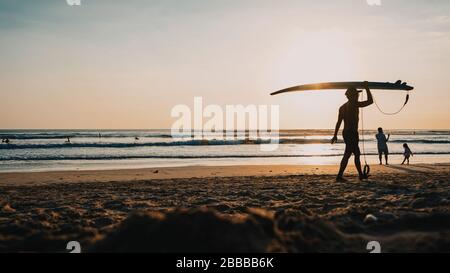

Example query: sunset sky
[0,0,449,129]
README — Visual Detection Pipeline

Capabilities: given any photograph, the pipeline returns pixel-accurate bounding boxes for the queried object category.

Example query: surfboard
[271,80,414,96]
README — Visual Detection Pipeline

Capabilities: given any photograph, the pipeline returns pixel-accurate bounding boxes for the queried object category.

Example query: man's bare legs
[385,154,389,165]
[337,150,367,181]
[337,150,352,181]
[354,152,364,178]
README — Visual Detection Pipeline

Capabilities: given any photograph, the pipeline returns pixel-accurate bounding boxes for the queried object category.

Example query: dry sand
[0,163,449,252]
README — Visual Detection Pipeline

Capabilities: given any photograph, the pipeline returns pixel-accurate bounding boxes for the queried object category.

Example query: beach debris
[153,170,159,174]
[363,214,378,224]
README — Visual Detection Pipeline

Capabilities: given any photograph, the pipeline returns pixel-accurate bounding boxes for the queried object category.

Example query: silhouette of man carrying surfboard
[331,81,373,182]
[271,80,413,181]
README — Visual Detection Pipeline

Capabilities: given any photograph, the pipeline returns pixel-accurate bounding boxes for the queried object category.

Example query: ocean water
[0,129,449,172]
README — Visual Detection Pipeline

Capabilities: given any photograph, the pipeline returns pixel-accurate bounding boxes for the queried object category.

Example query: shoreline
[1,163,449,186]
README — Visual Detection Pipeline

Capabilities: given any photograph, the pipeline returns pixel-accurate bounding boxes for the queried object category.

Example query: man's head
[378,127,383,133]
[345,87,361,102]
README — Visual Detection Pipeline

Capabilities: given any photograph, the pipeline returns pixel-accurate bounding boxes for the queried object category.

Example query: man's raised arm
[358,81,374,108]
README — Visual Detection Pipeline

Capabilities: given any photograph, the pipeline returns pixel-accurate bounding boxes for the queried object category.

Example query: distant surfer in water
[331,81,373,182]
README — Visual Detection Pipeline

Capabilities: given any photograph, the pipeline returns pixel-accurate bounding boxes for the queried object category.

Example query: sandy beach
[0,163,449,253]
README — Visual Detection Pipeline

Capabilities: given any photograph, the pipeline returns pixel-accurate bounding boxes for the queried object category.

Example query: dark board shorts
[343,130,360,155]
[378,146,389,154]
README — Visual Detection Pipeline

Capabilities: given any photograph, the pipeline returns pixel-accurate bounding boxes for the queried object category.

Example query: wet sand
[0,164,449,252]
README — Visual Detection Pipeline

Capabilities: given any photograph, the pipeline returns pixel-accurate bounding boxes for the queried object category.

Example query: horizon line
[1,128,449,131]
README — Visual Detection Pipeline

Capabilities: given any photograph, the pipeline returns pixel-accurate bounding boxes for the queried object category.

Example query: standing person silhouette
[376,127,390,165]
[331,82,373,182]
